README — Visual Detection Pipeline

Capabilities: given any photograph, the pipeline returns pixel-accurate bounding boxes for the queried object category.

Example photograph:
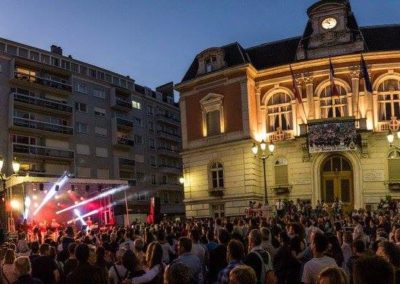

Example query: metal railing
[13,117,73,135]
[13,92,73,113]
[14,72,72,92]
[13,143,74,159]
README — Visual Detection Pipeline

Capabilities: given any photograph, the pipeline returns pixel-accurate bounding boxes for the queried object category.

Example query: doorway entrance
[321,155,354,212]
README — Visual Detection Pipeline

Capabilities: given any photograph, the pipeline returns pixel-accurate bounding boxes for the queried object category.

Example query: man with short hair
[260,227,276,259]
[229,265,257,284]
[353,255,394,284]
[244,229,274,284]
[164,262,191,284]
[64,242,78,277]
[302,232,337,284]
[217,240,244,284]
[13,256,43,284]
[347,239,366,282]
[172,237,203,284]
[31,243,60,284]
[190,228,206,265]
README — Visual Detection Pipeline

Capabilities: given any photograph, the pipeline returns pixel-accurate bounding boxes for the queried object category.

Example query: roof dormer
[196,47,225,75]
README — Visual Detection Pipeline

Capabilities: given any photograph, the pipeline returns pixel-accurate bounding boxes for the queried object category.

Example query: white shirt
[302,255,337,284]
[131,264,162,284]
[109,264,128,284]
[191,243,206,264]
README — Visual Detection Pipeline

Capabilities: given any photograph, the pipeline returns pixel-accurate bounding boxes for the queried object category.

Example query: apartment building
[0,39,183,224]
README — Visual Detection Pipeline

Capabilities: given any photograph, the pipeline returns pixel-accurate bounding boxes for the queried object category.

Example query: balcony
[209,189,224,197]
[13,143,74,161]
[157,147,180,158]
[116,117,134,130]
[156,113,181,126]
[13,92,73,116]
[119,158,135,171]
[12,117,73,136]
[111,91,132,111]
[12,72,72,96]
[158,164,182,174]
[157,130,181,142]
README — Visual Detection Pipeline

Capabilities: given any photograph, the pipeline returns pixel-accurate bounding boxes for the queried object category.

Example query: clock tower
[296,0,365,60]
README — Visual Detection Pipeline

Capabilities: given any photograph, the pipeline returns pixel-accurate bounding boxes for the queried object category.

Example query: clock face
[321,17,337,30]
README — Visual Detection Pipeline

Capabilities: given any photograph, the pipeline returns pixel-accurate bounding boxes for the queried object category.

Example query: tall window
[388,150,400,181]
[275,158,288,185]
[267,92,292,132]
[210,162,224,189]
[200,93,224,137]
[320,85,348,118]
[206,111,221,136]
[378,79,400,121]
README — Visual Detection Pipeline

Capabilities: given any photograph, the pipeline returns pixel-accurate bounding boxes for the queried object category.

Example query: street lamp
[0,157,20,186]
[387,130,400,149]
[251,139,275,205]
[179,177,184,185]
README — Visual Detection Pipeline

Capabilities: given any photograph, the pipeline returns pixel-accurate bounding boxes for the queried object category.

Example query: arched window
[378,79,400,121]
[320,85,348,118]
[275,158,288,185]
[210,162,224,189]
[267,93,292,132]
[388,150,400,181]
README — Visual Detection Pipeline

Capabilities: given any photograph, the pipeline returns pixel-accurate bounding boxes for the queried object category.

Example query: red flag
[329,58,340,98]
[290,65,302,104]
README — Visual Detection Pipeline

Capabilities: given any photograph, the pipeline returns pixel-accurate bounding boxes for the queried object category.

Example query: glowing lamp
[251,143,258,155]
[388,131,395,144]
[260,140,267,152]
[0,158,4,172]
[10,199,21,210]
[268,142,275,153]
[12,159,20,174]
[179,177,184,185]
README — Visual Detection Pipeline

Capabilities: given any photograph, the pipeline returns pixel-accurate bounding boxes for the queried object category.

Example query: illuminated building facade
[176,0,400,218]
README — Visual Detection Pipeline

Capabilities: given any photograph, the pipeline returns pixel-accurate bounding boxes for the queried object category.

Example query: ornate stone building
[176,0,400,218]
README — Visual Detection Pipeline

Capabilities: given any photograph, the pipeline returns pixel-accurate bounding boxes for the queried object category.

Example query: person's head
[376,241,400,268]
[190,229,200,243]
[312,232,329,255]
[227,239,244,262]
[318,267,348,284]
[134,238,144,253]
[343,231,353,245]
[352,239,365,255]
[4,249,15,265]
[353,255,394,284]
[164,262,192,284]
[178,237,192,255]
[260,227,270,241]
[39,243,50,256]
[116,248,126,263]
[229,265,257,284]
[75,243,90,263]
[218,228,230,245]
[88,245,96,265]
[122,250,139,273]
[30,241,39,255]
[148,242,163,268]
[14,256,31,277]
[248,229,262,250]
[49,246,57,260]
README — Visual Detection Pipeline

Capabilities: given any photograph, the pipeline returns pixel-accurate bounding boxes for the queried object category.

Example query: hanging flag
[329,58,340,98]
[360,54,373,93]
[290,65,302,104]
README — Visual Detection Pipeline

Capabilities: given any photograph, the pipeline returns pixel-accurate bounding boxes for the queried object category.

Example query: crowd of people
[1,198,400,284]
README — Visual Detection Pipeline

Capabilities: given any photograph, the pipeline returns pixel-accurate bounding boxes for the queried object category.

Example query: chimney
[50,45,63,55]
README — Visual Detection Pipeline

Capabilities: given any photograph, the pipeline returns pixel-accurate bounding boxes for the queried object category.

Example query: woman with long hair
[1,249,18,284]
[130,241,164,284]
[123,250,145,280]
[326,234,345,267]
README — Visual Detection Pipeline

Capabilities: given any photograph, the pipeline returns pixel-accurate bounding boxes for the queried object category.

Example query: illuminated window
[200,93,224,137]
[319,85,348,118]
[275,158,288,185]
[388,150,400,181]
[267,92,292,132]
[210,162,224,189]
[132,100,141,110]
[378,79,400,121]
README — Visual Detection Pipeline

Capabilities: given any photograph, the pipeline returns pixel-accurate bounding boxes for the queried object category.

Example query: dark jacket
[12,275,43,284]
[66,262,107,284]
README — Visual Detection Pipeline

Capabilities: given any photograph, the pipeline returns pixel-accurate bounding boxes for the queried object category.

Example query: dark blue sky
[1,1,399,89]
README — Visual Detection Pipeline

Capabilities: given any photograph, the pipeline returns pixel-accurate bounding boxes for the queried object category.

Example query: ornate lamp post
[251,140,275,205]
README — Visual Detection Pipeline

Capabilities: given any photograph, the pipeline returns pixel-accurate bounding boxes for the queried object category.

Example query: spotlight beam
[67,202,115,224]
[73,209,87,225]
[33,174,69,216]
[56,185,128,215]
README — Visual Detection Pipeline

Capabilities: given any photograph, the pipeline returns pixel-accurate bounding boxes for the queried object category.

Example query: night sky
[1,0,399,92]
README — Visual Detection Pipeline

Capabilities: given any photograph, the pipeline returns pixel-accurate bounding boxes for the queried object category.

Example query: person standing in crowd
[217,239,244,284]
[353,255,395,284]
[63,243,78,278]
[302,232,338,284]
[172,237,203,284]
[2,249,18,284]
[31,244,59,284]
[109,249,128,284]
[208,228,229,283]
[317,267,348,284]
[376,241,400,283]
[229,265,257,284]
[163,262,191,284]
[13,256,43,284]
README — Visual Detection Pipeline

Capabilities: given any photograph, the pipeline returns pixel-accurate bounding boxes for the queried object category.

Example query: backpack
[252,249,272,284]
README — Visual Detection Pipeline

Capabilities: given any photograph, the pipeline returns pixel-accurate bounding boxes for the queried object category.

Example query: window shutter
[207,111,220,136]
[275,165,288,185]
[389,159,400,181]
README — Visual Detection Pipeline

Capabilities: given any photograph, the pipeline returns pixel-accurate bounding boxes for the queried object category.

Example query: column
[304,74,314,120]
[350,67,360,118]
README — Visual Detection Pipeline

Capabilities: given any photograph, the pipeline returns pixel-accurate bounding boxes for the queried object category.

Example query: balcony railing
[157,147,180,157]
[14,72,72,92]
[157,130,181,141]
[116,117,134,128]
[13,92,73,113]
[117,136,134,146]
[209,189,224,197]
[156,113,180,125]
[13,143,74,159]
[13,117,73,135]
[119,158,135,167]
[116,98,132,109]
